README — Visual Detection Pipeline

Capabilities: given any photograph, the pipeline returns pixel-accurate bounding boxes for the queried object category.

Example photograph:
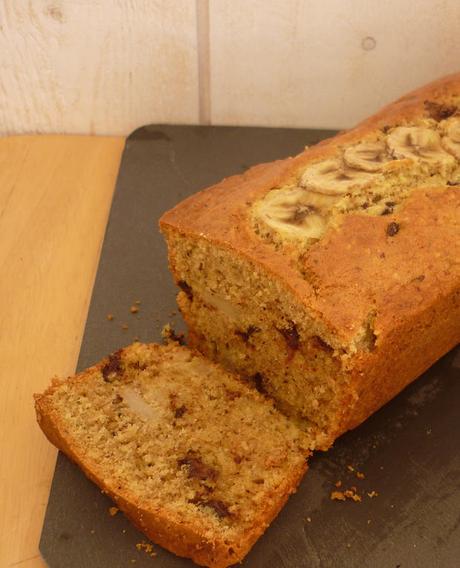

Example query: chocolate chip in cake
[178,451,218,482]
[112,394,123,404]
[174,405,187,418]
[225,389,242,401]
[162,324,186,346]
[310,335,334,353]
[102,350,123,382]
[381,200,396,216]
[424,100,457,121]
[251,373,267,394]
[206,499,231,518]
[235,325,260,343]
[386,221,400,236]
[447,180,460,186]
[177,280,193,300]
[276,322,300,350]
[189,497,231,518]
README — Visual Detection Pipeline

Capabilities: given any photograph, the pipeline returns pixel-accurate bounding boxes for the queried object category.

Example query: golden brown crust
[34,348,307,568]
[160,73,460,443]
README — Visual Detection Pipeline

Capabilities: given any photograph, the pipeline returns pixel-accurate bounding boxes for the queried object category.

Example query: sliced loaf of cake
[160,73,460,450]
[35,342,310,568]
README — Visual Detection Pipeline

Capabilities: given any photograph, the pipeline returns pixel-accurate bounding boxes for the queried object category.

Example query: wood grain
[0,0,199,135]
[0,135,125,568]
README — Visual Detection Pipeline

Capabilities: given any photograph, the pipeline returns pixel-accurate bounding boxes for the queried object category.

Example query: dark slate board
[40,125,460,568]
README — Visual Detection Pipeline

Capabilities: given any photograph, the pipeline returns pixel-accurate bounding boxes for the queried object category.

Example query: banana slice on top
[299,159,377,195]
[343,140,391,172]
[387,126,455,171]
[441,118,460,160]
[253,187,327,242]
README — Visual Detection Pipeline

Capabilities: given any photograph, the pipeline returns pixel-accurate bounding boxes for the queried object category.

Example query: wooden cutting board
[39,125,460,568]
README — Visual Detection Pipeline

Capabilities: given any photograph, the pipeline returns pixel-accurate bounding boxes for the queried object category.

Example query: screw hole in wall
[361,36,376,51]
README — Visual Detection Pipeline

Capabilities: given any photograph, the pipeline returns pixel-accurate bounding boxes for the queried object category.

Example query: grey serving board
[40,125,460,568]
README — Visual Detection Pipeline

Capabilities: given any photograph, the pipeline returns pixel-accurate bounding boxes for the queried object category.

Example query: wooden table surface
[0,135,125,568]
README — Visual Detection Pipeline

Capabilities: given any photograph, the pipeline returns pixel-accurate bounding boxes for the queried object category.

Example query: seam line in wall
[196,0,211,125]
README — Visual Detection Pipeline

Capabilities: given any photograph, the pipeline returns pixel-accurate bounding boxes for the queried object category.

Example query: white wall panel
[209,0,460,129]
[0,0,199,135]
[0,0,459,134]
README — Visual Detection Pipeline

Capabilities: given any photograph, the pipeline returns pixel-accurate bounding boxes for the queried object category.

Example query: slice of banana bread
[160,73,460,450]
[35,342,309,568]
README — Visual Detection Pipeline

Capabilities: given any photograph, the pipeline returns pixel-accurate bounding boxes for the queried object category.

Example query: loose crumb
[331,486,362,502]
[335,480,342,488]
[356,471,365,479]
[90,529,95,534]
[331,491,346,501]
[133,336,140,342]
[135,300,141,305]
[305,516,312,523]
[347,465,355,472]
[344,490,362,502]
[107,314,114,321]
[367,519,372,525]
[109,506,119,516]
[130,305,139,314]
[121,323,128,330]
[367,491,379,498]
[136,541,157,557]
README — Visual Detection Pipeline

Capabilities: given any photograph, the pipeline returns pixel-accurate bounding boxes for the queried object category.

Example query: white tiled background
[0,0,459,135]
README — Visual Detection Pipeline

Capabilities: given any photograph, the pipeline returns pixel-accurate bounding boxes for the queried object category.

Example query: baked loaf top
[160,74,460,350]
[35,342,309,568]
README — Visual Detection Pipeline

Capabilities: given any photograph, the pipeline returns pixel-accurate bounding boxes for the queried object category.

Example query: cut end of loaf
[35,342,309,568]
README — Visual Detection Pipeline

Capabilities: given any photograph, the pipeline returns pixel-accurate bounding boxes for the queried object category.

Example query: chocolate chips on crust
[386,221,400,237]
[424,100,457,121]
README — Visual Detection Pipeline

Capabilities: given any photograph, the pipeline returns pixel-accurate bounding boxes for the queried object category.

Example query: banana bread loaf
[35,342,309,568]
[160,73,460,450]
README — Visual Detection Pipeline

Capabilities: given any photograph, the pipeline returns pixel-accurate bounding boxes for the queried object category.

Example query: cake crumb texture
[35,342,309,568]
